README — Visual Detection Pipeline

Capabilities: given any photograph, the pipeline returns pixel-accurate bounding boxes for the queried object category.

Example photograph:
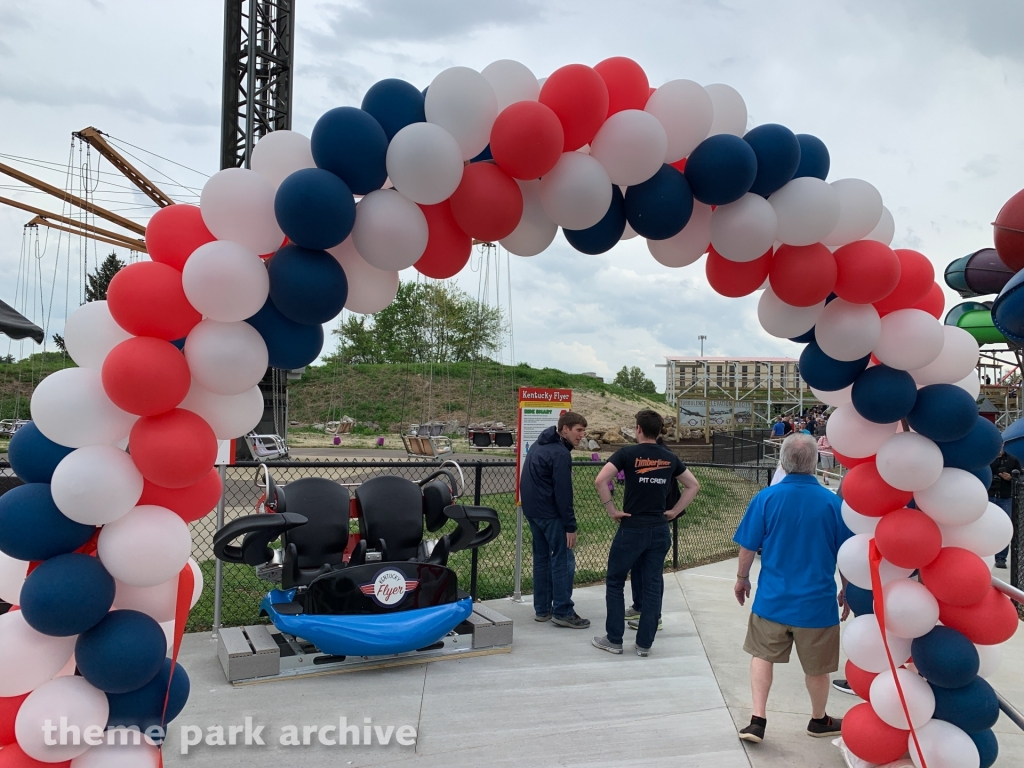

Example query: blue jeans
[992,497,1013,561]
[528,517,576,619]
[629,566,661,620]
[606,524,671,649]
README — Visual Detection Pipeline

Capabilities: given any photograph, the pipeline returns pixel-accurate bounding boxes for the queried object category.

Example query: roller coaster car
[213,464,500,657]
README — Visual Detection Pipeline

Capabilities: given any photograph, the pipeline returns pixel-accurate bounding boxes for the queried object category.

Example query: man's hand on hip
[566,532,576,549]
[734,577,751,606]
[838,589,851,622]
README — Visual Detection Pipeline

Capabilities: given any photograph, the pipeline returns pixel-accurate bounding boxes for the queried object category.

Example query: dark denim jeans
[528,517,576,619]
[992,496,1013,561]
[606,523,671,649]
[629,565,661,620]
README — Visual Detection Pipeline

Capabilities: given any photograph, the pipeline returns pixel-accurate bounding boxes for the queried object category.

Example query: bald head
[780,433,818,475]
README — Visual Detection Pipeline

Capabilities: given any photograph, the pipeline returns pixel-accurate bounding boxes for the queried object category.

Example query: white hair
[780,433,818,475]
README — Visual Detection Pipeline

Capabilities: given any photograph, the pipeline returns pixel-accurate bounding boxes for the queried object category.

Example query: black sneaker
[552,613,591,629]
[738,717,766,743]
[995,559,1007,569]
[832,679,855,695]
[806,715,842,738]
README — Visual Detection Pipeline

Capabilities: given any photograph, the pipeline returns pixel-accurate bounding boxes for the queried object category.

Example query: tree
[85,252,126,302]
[52,334,66,354]
[614,365,657,394]
[0,354,14,364]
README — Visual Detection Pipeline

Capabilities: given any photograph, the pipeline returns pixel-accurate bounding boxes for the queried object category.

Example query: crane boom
[0,195,146,250]
[73,127,175,208]
[26,216,148,253]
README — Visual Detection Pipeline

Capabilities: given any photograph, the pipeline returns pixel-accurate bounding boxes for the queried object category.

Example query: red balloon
[841,462,913,516]
[106,262,202,340]
[0,743,71,768]
[939,587,1019,645]
[874,507,942,569]
[874,249,935,315]
[593,56,650,116]
[910,282,945,320]
[539,64,609,151]
[0,693,29,746]
[706,247,772,298]
[448,163,523,242]
[144,204,216,271]
[130,409,217,489]
[845,660,878,700]
[920,547,992,607]
[138,468,223,524]
[101,337,190,416]
[769,244,837,307]
[415,201,472,280]
[670,157,687,173]
[490,101,564,180]
[994,187,1024,272]
[831,448,872,469]
[832,240,901,304]
[842,703,910,765]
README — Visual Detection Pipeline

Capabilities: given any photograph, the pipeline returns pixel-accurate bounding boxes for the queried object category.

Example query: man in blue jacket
[520,411,590,628]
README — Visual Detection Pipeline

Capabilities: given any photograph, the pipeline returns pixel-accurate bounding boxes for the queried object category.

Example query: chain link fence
[1012,475,1024,619]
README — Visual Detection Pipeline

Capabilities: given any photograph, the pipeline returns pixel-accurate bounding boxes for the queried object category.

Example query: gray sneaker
[627,617,663,631]
[625,606,641,620]
[635,643,651,657]
[552,613,590,629]
[592,635,623,654]
[534,613,552,622]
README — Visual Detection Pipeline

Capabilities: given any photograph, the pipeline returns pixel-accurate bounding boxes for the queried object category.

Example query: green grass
[0,352,74,421]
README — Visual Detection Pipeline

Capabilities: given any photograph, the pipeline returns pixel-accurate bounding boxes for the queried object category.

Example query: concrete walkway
[165,560,1024,767]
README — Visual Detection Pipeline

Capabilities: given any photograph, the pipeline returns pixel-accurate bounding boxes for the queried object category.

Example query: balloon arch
[0,58,1013,767]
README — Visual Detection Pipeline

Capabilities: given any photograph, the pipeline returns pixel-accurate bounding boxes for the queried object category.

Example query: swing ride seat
[213,464,501,658]
[0,419,29,437]
[401,433,454,457]
[243,431,289,460]
[467,427,517,450]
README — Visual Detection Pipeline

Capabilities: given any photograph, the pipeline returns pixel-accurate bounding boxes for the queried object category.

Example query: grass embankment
[0,353,71,423]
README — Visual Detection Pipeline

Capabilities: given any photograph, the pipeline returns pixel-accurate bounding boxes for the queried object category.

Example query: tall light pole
[698,335,707,357]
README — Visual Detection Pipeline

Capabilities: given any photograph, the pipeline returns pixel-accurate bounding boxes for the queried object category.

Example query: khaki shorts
[743,613,840,676]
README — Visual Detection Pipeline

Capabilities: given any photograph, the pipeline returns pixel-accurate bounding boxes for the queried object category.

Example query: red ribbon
[157,561,195,766]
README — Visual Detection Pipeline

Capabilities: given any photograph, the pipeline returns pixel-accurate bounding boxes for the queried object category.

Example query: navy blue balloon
[743,124,801,197]
[267,245,348,326]
[970,729,999,768]
[794,134,830,180]
[8,421,74,483]
[968,463,994,489]
[931,676,1000,733]
[19,553,115,637]
[992,268,1024,342]
[798,342,870,391]
[907,383,979,443]
[0,483,95,561]
[851,365,918,424]
[938,417,1003,471]
[360,78,425,141]
[471,144,493,163]
[565,185,626,254]
[170,337,186,351]
[912,626,980,689]
[76,610,167,694]
[844,583,874,616]
[624,164,694,240]
[1001,413,1024,462]
[106,658,190,736]
[789,327,816,344]
[246,297,325,370]
[684,134,757,206]
[274,168,355,250]
[310,107,388,195]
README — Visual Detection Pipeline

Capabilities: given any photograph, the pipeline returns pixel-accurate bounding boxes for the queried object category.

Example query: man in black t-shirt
[990,443,1022,569]
[592,410,701,656]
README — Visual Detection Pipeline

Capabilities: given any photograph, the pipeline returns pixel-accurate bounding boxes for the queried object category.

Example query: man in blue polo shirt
[732,433,853,744]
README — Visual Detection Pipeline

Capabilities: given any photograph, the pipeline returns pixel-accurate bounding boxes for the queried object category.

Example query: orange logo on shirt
[634,458,673,474]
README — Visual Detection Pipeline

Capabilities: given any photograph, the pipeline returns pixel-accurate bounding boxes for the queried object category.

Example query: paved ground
[165,558,1024,767]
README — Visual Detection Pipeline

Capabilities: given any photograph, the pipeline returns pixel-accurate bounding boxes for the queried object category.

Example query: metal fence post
[212,463,227,638]
[470,463,482,600]
[512,504,524,602]
[672,517,679,569]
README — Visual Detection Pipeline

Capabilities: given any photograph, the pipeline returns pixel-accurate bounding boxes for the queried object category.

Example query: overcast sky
[2,0,1023,391]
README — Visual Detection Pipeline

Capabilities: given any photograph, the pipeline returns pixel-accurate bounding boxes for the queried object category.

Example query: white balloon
[64,301,132,369]
[500,179,558,257]
[768,177,841,246]
[975,642,1002,678]
[481,59,539,111]
[0,550,29,606]
[644,79,714,162]
[648,202,712,268]
[16,676,109,762]
[914,468,989,526]
[351,189,429,271]
[823,179,883,247]
[200,167,284,255]
[838,534,914,590]
[826,404,897,458]
[539,152,613,230]
[874,309,946,370]
[865,205,895,246]
[705,83,747,136]
[181,240,269,323]
[842,501,880,535]
[0,610,77,696]
[425,66,499,161]
[113,558,201,623]
[590,109,668,186]
[327,237,399,313]
[31,368,137,448]
[51,445,144,526]
[841,613,912,673]
[385,122,464,205]
[179,380,264,440]
[883,578,940,639]
[814,299,882,362]
[811,383,853,407]
[71,737,161,768]
[757,287,824,338]
[709,193,778,262]
[98,505,192,588]
[876,432,944,492]
[910,326,980,386]
[954,371,982,399]
[184,320,268,396]
[939,502,1015,557]
[870,667,935,729]
[250,130,315,191]
[909,719,980,768]
[620,221,639,240]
